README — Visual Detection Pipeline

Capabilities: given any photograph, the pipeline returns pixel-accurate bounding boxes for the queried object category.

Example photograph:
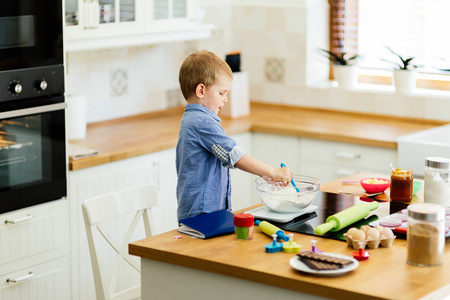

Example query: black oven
[0,97,66,214]
[0,0,66,214]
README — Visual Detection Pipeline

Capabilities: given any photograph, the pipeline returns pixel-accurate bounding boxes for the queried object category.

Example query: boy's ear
[195,83,206,98]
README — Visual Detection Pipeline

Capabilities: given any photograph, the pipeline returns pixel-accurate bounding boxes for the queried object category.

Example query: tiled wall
[65,0,450,123]
[65,44,192,123]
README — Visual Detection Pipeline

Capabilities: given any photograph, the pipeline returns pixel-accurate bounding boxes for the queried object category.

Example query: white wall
[65,0,450,124]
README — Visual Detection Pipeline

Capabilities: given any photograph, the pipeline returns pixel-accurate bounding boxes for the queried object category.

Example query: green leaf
[318,48,349,65]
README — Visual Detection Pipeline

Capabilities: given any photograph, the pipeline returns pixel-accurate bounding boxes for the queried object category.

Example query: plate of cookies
[290,251,359,276]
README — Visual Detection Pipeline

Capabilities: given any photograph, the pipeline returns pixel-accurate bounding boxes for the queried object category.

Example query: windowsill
[313,80,450,98]
[356,82,450,97]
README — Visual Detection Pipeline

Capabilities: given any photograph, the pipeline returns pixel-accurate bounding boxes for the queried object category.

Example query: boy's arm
[234,153,293,184]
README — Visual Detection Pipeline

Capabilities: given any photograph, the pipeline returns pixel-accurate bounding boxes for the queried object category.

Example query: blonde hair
[179,50,233,100]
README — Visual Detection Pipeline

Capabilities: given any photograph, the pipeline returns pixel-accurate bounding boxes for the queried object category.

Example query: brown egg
[360,225,371,233]
[346,227,359,237]
[380,227,394,239]
[374,225,384,233]
[366,228,381,240]
[351,229,366,241]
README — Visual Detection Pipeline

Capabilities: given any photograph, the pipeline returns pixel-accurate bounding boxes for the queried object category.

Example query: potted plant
[383,47,419,94]
[318,48,361,90]
[435,58,450,73]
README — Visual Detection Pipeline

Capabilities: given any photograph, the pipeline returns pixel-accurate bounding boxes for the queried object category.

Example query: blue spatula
[280,163,300,192]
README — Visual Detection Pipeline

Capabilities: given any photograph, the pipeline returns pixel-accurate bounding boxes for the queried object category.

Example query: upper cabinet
[64,0,213,52]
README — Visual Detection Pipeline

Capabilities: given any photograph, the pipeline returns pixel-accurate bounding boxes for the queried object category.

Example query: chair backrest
[82,183,158,300]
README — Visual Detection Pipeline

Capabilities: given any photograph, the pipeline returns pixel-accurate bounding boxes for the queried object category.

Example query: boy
[176,50,293,221]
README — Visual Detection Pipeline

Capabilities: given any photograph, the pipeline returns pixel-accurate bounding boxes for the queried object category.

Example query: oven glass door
[0,97,66,214]
[0,0,63,71]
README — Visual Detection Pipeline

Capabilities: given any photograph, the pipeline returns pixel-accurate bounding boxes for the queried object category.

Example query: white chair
[82,183,158,300]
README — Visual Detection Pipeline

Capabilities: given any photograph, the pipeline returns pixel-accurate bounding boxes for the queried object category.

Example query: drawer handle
[334,151,361,160]
[4,215,34,224]
[334,168,359,176]
[6,272,35,283]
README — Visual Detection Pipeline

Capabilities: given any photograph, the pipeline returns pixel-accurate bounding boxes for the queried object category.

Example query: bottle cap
[425,157,450,170]
[407,203,445,222]
[234,213,254,227]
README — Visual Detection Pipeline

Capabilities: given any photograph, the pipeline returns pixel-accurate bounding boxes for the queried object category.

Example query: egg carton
[344,234,396,250]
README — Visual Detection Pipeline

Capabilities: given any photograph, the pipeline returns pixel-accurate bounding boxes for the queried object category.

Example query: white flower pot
[393,69,417,94]
[333,64,358,90]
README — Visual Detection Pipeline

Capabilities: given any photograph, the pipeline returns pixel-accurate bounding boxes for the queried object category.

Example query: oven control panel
[0,65,64,102]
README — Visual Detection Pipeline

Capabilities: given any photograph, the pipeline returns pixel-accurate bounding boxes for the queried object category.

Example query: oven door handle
[0,102,67,119]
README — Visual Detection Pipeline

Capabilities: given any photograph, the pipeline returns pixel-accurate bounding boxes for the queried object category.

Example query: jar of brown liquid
[407,203,445,267]
[390,169,413,202]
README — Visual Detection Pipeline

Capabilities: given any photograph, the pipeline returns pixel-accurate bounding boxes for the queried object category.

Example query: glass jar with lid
[407,203,445,267]
[424,157,450,207]
[390,169,413,202]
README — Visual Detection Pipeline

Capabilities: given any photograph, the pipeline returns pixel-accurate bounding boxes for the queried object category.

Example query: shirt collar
[185,103,222,122]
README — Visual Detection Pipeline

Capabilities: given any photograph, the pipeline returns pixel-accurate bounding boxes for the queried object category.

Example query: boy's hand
[264,167,294,186]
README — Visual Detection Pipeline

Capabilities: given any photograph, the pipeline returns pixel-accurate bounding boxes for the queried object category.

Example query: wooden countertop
[129,175,450,300]
[69,102,445,170]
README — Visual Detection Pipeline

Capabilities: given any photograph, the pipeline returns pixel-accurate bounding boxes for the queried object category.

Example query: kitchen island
[129,174,450,300]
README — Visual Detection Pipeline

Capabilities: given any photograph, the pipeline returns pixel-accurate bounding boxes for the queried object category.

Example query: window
[154,0,187,20]
[329,0,450,91]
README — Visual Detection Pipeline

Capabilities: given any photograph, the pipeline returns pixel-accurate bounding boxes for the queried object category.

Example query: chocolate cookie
[299,257,341,270]
[297,251,353,267]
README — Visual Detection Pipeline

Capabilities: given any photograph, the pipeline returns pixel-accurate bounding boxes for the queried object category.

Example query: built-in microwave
[0,1,63,71]
[0,0,64,102]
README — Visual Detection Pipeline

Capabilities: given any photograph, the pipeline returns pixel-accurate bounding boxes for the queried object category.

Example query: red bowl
[360,178,390,193]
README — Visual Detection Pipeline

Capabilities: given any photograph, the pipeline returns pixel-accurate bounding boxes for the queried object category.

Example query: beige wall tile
[264,7,286,32]
[285,8,307,34]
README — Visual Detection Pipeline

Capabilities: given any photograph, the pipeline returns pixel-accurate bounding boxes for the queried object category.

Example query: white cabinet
[251,133,300,172]
[229,133,259,211]
[0,200,71,300]
[0,257,70,300]
[68,148,177,300]
[64,0,145,43]
[250,133,300,206]
[299,138,398,184]
[64,0,213,51]
[250,133,397,186]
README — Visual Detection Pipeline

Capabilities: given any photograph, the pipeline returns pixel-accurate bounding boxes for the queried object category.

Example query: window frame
[329,0,450,92]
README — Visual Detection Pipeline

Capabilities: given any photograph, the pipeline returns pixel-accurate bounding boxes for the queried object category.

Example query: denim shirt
[176,104,245,221]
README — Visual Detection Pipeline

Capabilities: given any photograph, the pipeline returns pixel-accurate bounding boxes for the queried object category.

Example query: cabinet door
[299,138,397,171]
[69,149,177,300]
[299,138,397,184]
[299,161,360,185]
[229,133,258,211]
[0,257,70,300]
[250,133,300,207]
[252,133,300,172]
[149,149,178,234]
[64,0,145,40]
[153,0,188,21]
[0,200,69,276]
